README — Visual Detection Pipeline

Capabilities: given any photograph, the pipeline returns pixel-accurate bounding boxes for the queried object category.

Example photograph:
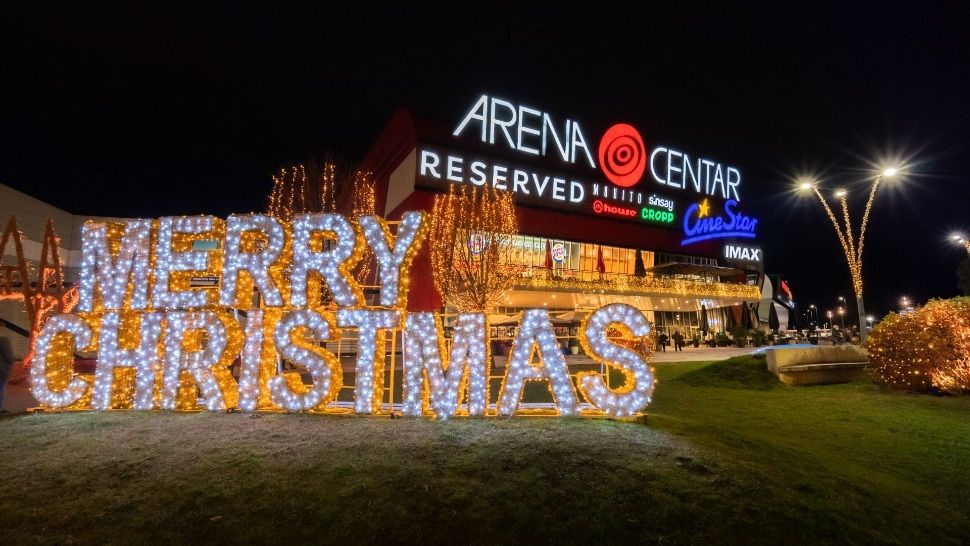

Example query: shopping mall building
[359,94,793,337]
[0,94,796,351]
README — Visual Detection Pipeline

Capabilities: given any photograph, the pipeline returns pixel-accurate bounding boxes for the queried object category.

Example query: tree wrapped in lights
[427,184,519,312]
[866,298,970,394]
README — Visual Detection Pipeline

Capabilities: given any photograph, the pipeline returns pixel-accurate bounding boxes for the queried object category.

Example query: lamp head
[882,167,898,177]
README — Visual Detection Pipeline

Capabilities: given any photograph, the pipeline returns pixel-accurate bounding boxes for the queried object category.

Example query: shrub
[731,326,749,347]
[866,298,970,394]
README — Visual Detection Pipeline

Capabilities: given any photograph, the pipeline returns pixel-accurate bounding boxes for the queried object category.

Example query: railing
[512,266,760,299]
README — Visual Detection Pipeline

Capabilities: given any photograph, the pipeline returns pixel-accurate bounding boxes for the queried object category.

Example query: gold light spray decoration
[800,168,898,342]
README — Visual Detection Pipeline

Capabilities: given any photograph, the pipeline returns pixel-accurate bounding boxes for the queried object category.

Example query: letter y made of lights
[31,211,656,418]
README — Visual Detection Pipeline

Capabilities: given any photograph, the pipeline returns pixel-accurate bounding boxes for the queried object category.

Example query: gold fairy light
[428,184,519,312]
[867,298,970,394]
[800,168,899,342]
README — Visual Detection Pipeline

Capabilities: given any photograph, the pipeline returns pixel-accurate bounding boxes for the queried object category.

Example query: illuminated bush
[866,298,970,394]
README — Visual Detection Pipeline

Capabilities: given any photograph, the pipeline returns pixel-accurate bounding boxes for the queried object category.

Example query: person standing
[672,330,684,352]
[0,322,16,412]
[658,332,668,352]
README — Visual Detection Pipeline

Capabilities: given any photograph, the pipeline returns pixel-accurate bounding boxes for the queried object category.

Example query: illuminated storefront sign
[451,94,743,200]
[681,199,758,245]
[723,244,762,262]
[551,242,567,263]
[31,213,656,418]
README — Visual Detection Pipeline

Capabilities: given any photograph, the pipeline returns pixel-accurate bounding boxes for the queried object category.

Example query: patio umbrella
[725,306,737,331]
[768,303,780,332]
[544,240,553,270]
[740,302,752,329]
[596,245,606,275]
[633,249,646,277]
[699,305,709,336]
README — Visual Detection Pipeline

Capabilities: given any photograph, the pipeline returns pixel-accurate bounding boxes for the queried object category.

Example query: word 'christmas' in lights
[34,211,655,418]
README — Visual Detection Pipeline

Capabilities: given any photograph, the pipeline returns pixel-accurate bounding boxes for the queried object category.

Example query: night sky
[3,3,969,321]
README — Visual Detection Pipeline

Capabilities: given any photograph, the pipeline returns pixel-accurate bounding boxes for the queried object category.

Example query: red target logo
[598,123,646,188]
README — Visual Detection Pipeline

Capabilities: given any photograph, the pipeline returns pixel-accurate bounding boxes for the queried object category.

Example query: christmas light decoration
[160,310,243,411]
[1,216,79,369]
[575,304,654,417]
[428,184,519,312]
[79,219,153,312]
[290,213,364,308]
[269,310,342,411]
[867,298,970,394]
[238,309,284,412]
[359,211,426,308]
[516,272,760,299]
[154,216,224,309]
[93,311,163,410]
[30,314,95,408]
[220,214,286,307]
[29,208,664,418]
[402,312,488,418]
[801,168,899,342]
[337,309,401,414]
[497,309,579,416]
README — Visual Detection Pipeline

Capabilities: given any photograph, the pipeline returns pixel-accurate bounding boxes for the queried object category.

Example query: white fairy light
[238,309,268,411]
[153,216,220,309]
[220,214,285,307]
[576,303,654,417]
[336,309,401,414]
[93,311,163,410]
[78,219,153,312]
[269,310,342,411]
[359,211,426,308]
[402,312,487,418]
[160,310,240,411]
[30,314,94,408]
[497,309,579,416]
[289,213,363,308]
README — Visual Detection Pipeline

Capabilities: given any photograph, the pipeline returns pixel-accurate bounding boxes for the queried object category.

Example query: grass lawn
[1,356,969,544]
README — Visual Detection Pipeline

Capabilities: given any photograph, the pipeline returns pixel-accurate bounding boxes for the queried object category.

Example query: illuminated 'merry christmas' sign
[32,211,655,418]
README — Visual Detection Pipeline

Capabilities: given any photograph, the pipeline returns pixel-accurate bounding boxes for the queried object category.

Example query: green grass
[1,355,968,544]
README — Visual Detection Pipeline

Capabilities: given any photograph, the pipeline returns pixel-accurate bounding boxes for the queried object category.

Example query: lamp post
[826,310,833,329]
[798,167,899,343]
[866,315,874,331]
[808,304,818,326]
[838,307,845,329]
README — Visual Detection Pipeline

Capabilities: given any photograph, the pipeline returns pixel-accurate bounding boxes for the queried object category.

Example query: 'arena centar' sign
[31,212,655,418]
[416,94,743,228]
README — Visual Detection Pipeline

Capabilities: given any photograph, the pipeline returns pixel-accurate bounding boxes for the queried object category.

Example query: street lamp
[838,307,845,329]
[798,167,900,342]
[826,310,833,328]
[808,304,818,325]
[951,233,970,255]
[866,315,874,330]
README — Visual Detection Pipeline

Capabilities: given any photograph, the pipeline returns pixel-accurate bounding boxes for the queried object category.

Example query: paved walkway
[649,346,756,363]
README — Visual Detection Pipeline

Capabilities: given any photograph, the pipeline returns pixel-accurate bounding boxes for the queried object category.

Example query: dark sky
[3,3,969,321]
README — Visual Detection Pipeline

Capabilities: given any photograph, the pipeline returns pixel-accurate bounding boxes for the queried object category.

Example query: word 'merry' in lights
[32,211,656,418]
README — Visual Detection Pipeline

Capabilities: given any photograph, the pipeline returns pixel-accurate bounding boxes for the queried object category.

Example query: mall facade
[358,94,792,338]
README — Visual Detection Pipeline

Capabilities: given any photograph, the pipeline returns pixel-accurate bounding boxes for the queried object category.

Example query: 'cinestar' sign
[681,199,758,246]
[415,94,744,226]
[31,213,655,418]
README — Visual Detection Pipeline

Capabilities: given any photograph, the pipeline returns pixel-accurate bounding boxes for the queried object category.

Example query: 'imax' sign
[724,244,761,262]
